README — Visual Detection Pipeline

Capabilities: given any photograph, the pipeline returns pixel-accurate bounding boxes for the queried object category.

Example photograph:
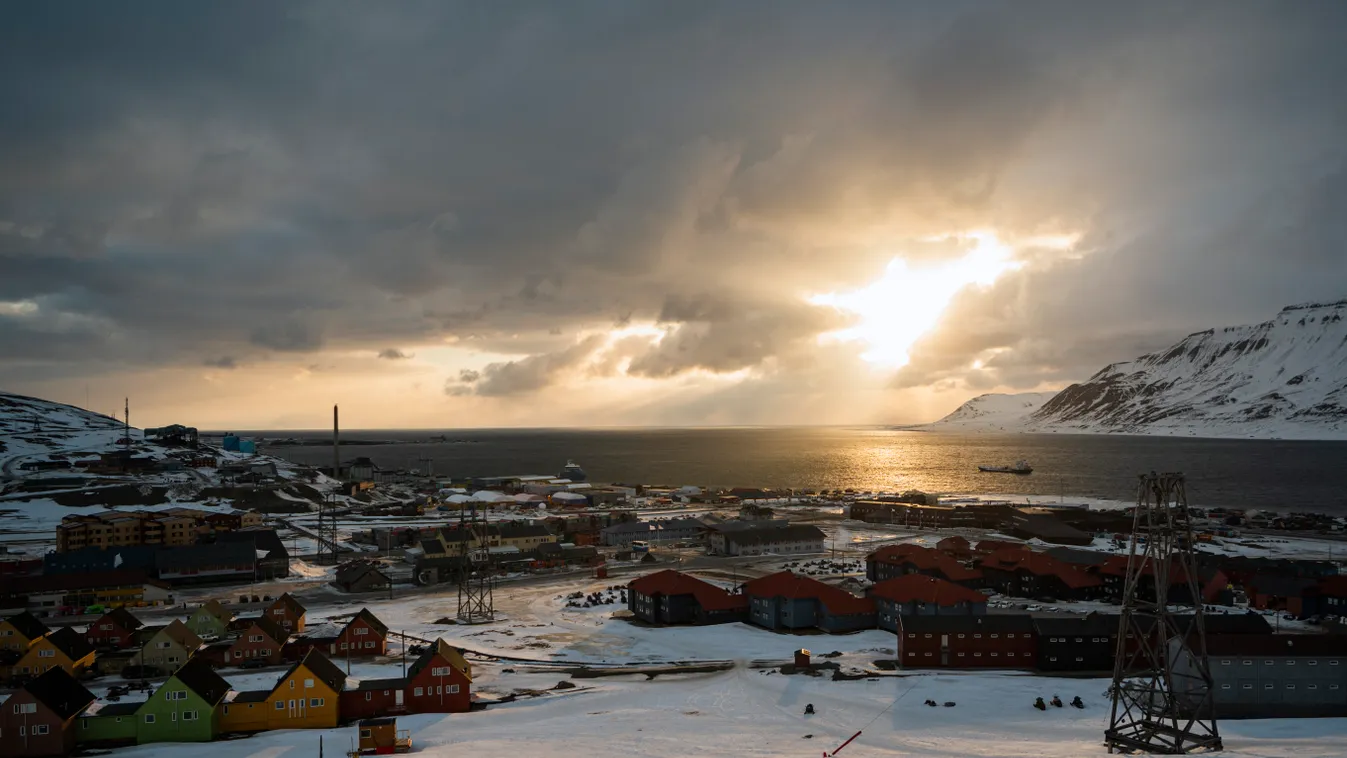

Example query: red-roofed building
[626,570,747,625]
[980,551,1103,601]
[936,536,973,560]
[868,574,987,632]
[742,571,875,633]
[866,544,983,589]
[973,539,1025,555]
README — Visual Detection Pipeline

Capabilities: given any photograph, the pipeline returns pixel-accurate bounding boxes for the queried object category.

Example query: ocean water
[255,428,1347,513]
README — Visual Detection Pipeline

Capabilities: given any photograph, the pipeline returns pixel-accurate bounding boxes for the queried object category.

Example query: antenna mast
[456,505,495,623]
[1105,472,1221,754]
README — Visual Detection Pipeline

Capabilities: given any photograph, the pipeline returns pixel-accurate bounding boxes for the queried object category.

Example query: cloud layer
[3,2,1346,427]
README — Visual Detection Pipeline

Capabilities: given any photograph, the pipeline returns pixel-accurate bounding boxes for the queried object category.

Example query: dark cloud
[377,348,413,360]
[2,3,1346,420]
[474,336,605,396]
[204,356,238,369]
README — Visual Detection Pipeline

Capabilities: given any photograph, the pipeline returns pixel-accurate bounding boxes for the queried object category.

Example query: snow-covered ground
[95,666,1347,758]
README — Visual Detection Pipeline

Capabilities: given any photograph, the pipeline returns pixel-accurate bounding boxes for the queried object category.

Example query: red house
[224,617,290,666]
[0,667,95,757]
[336,608,389,657]
[84,607,144,650]
[405,639,472,713]
[339,677,408,720]
[266,593,307,633]
[896,614,1036,669]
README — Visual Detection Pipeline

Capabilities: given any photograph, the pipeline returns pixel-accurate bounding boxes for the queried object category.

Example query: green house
[185,599,233,639]
[136,659,232,743]
[77,702,141,747]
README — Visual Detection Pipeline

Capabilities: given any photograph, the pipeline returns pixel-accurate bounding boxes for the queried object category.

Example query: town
[3,396,1347,756]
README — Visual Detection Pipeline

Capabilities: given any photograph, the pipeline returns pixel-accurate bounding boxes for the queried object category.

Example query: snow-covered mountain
[922,391,1057,432]
[0,391,127,463]
[924,300,1347,440]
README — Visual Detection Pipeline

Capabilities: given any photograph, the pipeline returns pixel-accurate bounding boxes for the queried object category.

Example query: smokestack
[333,404,340,481]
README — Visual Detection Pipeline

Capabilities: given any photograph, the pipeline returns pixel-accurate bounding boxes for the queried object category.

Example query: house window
[990,652,998,657]
[355,628,368,636]
[365,641,374,649]
[924,634,932,638]
[1220,684,1231,690]
[1286,684,1295,690]
[33,724,49,735]
[183,711,198,721]
[1308,684,1318,690]
[415,687,425,696]
[908,634,915,638]
[973,634,981,639]
[1075,657,1084,662]
[1308,660,1318,666]
[145,714,156,723]
[1265,660,1275,666]
[1049,657,1058,662]
[365,692,372,701]
[38,649,54,658]
[1221,660,1231,665]
[1242,660,1252,666]
[1075,638,1083,643]
[957,652,965,657]
[305,679,315,689]
[275,701,285,710]
[1242,684,1252,690]
[990,634,999,639]
[1264,683,1274,690]
[310,698,323,707]
[1007,634,1015,639]
[973,652,981,657]
[1330,661,1340,666]
[360,729,372,738]
[957,634,965,639]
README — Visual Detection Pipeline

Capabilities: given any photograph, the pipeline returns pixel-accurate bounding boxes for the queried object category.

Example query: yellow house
[219,690,271,734]
[15,626,96,677]
[265,649,347,730]
[0,611,50,652]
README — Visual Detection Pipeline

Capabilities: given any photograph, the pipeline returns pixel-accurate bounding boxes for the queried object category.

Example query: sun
[810,232,1039,367]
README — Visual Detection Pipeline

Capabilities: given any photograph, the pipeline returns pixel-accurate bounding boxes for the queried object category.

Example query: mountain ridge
[924,300,1347,440]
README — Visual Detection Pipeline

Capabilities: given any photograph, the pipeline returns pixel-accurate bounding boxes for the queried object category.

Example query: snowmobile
[1033,697,1047,711]
[942,702,956,708]
[1050,695,1063,708]
[924,699,938,707]
[1070,696,1085,709]
[804,704,815,715]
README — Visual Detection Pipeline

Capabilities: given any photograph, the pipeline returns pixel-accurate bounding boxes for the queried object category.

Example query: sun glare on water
[810,232,1056,368]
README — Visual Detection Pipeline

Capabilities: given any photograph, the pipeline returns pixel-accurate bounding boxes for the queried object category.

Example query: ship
[558,459,587,482]
[978,460,1033,475]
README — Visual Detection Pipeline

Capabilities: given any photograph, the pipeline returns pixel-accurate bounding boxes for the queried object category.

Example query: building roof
[601,521,652,535]
[24,666,96,720]
[231,689,271,704]
[937,536,971,551]
[196,599,234,624]
[216,528,290,562]
[742,571,874,616]
[1,610,50,640]
[868,574,986,606]
[46,626,95,661]
[1098,555,1193,584]
[336,562,390,588]
[898,613,1036,634]
[156,619,204,649]
[87,701,143,717]
[282,649,347,694]
[245,616,291,644]
[1011,512,1092,543]
[982,551,1102,590]
[1202,633,1347,657]
[723,524,826,548]
[269,592,307,618]
[627,569,747,612]
[346,608,389,637]
[172,658,232,706]
[868,544,982,583]
[156,541,256,572]
[97,606,145,632]
[974,539,1025,554]
[352,677,408,691]
[1032,612,1119,637]
[407,639,473,683]
[1044,547,1113,567]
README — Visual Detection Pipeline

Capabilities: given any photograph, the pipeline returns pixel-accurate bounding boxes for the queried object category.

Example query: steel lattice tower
[456,505,495,622]
[1106,473,1221,754]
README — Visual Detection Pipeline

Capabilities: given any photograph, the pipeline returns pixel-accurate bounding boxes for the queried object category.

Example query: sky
[3,2,1347,430]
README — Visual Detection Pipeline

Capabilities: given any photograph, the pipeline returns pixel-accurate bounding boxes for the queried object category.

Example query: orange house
[266,649,346,729]
[14,627,96,679]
